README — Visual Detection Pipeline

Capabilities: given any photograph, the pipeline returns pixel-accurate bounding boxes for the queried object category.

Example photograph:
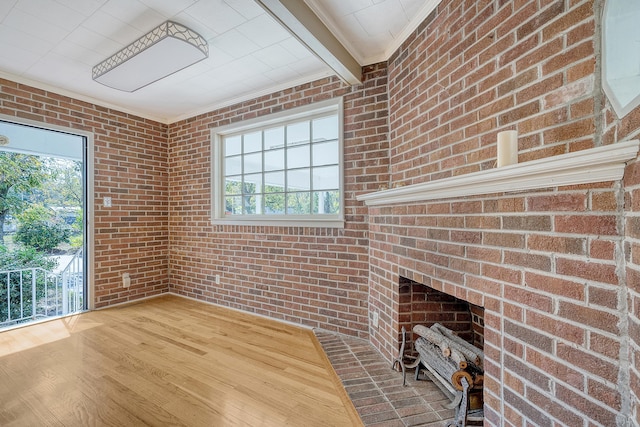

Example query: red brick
[524,272,585,301]
[556,258,618,285]
[527,235,585,255]
[589,239,616,260]
[555,215,618,235]
[558,301,619,334]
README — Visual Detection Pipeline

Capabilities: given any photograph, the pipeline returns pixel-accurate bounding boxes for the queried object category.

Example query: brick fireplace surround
[2,0,640,425]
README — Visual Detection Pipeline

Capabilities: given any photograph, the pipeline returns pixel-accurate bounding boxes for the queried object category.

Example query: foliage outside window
[212,98,344,227]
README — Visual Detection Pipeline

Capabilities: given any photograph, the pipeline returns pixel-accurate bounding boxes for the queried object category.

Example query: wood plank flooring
[0,294,363,426]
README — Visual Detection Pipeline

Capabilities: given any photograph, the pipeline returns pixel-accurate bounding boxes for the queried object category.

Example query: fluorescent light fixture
[92,21,208,92]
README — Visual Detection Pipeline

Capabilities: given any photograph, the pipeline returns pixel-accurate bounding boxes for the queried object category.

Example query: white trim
[357,140,640,206]
[211,218,345,228]
[211,97,345,227]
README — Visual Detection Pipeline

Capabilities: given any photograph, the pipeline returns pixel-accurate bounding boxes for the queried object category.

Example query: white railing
[0,249,83,327]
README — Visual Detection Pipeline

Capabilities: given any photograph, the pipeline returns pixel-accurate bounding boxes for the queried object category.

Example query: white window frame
[211,97,344,228]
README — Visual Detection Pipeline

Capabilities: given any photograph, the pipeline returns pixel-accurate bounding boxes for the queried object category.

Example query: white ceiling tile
[54,0,107,17]
[263,65,300,83]
[355,0,406,37]
[399,0,425,19]
[308,0,373,17]
[65,26,121,57]
[227,56,273,78]
[279,38,313,60]
[223,0,264,20]
[52,39,110,66]
[207,45,235,67]
[3,8,68,44]
[253,44,298,69]
[185,0,246,35]
[0,25,55,56]
[16,0,85,31]
[211,29,260,59]
[172,11,220,40]
[288,56,329,75]
[27,52,86,82]
[236,14,290,48]
[100,0,165,32]
[0,43,40,75]
[0,0,18,21]
[138,0,197,18]
[82,11,143,45]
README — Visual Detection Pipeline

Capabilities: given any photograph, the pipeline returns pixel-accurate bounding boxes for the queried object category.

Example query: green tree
[0,152,48,244]
[14,205,71,252]
[36,159,82,207]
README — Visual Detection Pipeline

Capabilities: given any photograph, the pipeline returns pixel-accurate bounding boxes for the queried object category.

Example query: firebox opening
[398,277,486,425]
[398,276,485,356]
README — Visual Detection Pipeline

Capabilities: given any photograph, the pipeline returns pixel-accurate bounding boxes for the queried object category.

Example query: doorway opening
[0,119,88,329]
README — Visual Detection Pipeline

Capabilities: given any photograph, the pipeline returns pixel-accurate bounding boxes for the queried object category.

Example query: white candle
[497,130,518,167]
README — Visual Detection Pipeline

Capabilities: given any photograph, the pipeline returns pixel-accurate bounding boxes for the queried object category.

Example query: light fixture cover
[92,21,208,92]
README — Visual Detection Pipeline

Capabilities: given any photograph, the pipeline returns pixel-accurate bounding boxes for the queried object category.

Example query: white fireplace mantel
[357,140,640,206]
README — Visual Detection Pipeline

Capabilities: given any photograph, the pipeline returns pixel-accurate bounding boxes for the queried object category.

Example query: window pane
[312,116,338,142]
[312,140,339,166]
[312,191,340,214]
[264,148,284,171]
[244,152,262,174]
[287,144,310,169]
[243,174,262,194]
[265,126,284,150]
[264,171,285,193]
[287,121,309,146]
[225,156,242,176]
[287,168,310,191]
[265,193,285,214]
[313,165,339,190]
[225,196,242,215]
[225,177,242,195]
[225,135,241,156]
[244,131,262,153]
[287,192,311,214]
[244,194,262,215]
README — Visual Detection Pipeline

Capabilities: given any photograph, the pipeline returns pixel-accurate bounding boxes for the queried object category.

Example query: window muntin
[212,99,343,226]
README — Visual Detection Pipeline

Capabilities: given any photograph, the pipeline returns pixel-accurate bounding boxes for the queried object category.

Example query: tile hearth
[315,330,456,427]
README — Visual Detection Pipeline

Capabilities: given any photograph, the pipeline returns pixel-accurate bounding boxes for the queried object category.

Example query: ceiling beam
[256,0,362,85]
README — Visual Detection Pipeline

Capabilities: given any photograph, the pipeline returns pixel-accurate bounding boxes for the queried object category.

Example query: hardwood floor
[0,294,363,426]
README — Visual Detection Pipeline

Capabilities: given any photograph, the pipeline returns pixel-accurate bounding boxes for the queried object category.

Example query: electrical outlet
[215,274,220,284]
[104,196,112,207]
[122,273,131,288]
[372,311,379,328]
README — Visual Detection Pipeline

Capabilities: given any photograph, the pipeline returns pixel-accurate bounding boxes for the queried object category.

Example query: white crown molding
[357,140,640,206]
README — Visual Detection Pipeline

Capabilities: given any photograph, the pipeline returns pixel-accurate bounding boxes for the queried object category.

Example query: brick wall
[167,64,389,337]
[0,79,169,307]
[363,0,639,425]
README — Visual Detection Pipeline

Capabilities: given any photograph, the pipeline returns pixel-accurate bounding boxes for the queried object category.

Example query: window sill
[211,217,345,228]
[357,140,640,206]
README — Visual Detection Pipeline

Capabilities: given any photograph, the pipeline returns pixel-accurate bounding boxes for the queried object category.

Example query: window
[212,98,343,227]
